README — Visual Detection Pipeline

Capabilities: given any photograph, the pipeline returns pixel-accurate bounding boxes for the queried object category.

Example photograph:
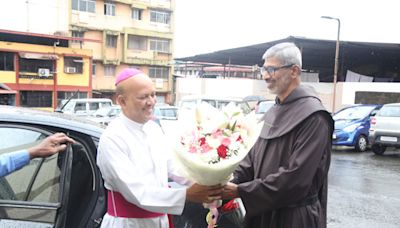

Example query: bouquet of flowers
[174,103,260,227]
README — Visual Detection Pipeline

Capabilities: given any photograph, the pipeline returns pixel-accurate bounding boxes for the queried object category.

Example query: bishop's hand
[186,183,223,204]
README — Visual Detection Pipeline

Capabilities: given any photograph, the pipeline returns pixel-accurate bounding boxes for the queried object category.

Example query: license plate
[332,133,336,139]
[380,136,397,142]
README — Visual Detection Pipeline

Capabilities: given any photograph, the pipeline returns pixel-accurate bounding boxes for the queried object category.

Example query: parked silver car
[57,98,113,117]
[369,103,400,155]
[154,105,179,120]
[179,95,251,114]
[255,100,275,122]
[87,105,121,126]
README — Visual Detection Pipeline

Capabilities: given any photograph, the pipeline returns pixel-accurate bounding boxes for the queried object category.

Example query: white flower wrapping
[174,103,261,186]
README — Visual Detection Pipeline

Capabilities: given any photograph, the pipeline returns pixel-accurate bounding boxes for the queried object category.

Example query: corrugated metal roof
[176,36,400,82]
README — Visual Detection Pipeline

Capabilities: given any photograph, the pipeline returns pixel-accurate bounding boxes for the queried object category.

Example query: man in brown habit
[222,42,334,228]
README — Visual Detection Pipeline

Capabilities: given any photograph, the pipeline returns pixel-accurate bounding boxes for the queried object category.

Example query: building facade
[174,62,261,79]
[0,0,175,105]
[0,30,93,111]
[70,0,175,103]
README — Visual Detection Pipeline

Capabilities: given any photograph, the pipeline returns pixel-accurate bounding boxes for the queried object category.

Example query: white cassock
[97,114,190,228]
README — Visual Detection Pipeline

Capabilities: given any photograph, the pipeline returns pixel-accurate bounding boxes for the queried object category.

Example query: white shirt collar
[120,113,146,131]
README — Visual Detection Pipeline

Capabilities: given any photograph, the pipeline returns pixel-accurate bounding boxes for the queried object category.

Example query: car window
[378,106,400,117]
[333,106,375,120]
[89,102,100,111]
[109,107,121,116]
[100,102,112,108]
[202,99,217,108]
[217,101,230,109]
[154,107,162,117]
[0,127,63,225]
[93,107,110,117]
[162,108,177,118]
[74,102,86,112]
[65,142,97,228]
[61,101,74,112]
[257,101,274,114]
[237,101,251,114]
[180,100,197,109]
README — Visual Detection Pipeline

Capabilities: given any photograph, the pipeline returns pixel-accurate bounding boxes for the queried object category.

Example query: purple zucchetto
[115,68,143,86]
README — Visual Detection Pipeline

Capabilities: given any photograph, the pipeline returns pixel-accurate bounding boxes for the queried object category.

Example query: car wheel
[371,144,386,155]
[355,135,368,152]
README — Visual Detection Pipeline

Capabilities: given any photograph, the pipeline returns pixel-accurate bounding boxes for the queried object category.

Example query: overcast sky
[174,0,400,58]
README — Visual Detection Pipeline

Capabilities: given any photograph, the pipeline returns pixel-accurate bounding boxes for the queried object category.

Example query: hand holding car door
[0,132,75,177]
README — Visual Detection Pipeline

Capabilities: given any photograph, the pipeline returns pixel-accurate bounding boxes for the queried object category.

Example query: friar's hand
[186,183,223,204]
[222,182,239,200]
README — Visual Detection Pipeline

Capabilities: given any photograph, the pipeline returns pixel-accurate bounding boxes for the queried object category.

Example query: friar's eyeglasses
[260,64,294,75]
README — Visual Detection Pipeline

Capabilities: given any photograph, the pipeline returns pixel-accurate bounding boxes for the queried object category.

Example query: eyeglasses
[260,64,294,76]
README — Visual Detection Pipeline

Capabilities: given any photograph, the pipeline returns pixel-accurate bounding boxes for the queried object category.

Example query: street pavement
[328,148,400,228]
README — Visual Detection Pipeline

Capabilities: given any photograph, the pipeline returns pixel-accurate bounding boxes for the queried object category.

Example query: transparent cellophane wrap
[174,102,261,186]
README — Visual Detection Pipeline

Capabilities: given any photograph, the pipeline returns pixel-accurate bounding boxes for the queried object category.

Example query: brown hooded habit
[234,85,334,228]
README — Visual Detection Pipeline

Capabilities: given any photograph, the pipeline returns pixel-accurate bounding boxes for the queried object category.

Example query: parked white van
[57,98,113,116]
[178,95,251,114]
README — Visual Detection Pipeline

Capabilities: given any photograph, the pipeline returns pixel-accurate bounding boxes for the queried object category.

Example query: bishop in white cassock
[97,68,223,228]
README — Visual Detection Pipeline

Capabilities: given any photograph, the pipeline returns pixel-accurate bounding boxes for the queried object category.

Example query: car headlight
[343,123,361,132]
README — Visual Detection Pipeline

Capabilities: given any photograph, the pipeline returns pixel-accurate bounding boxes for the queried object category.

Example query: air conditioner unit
[38,68,50,77]
[65,67,77,74]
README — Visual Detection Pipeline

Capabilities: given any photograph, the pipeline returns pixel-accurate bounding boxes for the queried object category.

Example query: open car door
[0,126,73,228]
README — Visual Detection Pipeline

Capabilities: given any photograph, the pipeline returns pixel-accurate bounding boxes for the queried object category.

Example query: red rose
[236,135,242,142]
[199,137,206,146]
[217,144,228,158]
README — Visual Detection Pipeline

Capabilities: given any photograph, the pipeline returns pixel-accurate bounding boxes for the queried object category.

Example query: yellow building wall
[0,40,92,87]
[19,77,54,85]
[57,57,91,86]
[0,71,16,83]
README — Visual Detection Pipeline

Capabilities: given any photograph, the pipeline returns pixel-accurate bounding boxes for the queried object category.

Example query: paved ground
[328,148,400,228]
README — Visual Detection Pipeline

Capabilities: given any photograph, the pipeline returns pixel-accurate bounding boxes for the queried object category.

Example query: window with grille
[149,67,169,79]
[64,57,83,74]
[128,35,147,50]
[106,35,118,48]
[150,10,170,24]
[72,0,95,13]
[132,8,142,20]
[92,63,96,77]
[104,65,116,76]
[104,2,115,16]
[71,31,84,44]
[20,91,52,107]
[19,58,53,74]
[0,52,14,71]
[149,39,170,53]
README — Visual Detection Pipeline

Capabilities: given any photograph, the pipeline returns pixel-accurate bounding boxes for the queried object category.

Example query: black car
[0,106,243,228]
[0,105,106,228]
